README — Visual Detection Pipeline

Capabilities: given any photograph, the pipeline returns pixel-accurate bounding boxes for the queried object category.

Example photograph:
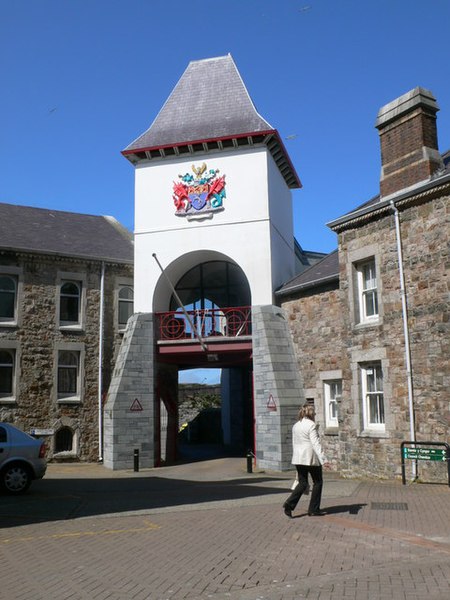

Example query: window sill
[0,397,16,404]
[324,427,339,436]
[59,324,84,332]
[53,451,78,459]
[57,398,81,405]
[0,321,18,329]
[353,318,382,330]
[358,429,389,439]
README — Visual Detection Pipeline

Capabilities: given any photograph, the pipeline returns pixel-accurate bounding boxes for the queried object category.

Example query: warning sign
[267,394,277,412]
[130,398,143,412]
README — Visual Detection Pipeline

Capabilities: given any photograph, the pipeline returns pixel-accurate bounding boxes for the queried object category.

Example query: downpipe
[390,201,417,480]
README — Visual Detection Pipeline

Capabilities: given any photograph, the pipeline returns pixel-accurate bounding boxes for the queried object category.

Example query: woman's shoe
[283,505,293,518]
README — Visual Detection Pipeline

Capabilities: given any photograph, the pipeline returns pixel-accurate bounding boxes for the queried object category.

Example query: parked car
[0,423,47,494]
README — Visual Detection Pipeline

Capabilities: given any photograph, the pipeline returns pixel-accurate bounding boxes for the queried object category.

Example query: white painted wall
[133,145,295,312]
[267,152,296,289]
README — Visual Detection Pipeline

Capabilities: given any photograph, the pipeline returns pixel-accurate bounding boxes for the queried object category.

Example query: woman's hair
[298,404,315,421]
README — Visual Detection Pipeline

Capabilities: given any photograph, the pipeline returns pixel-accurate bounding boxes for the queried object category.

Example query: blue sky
[2,1,450,384]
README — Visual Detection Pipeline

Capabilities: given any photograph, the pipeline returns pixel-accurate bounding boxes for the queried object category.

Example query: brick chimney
[375,87,443,198]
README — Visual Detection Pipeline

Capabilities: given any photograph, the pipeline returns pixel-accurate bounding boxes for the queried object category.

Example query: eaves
[275,273,339,298]
[327,172,450,232]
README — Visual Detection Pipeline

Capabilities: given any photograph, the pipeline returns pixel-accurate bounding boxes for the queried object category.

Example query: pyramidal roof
[123,55,301,189]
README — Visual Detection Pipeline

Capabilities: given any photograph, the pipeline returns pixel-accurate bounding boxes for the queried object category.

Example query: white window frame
[52,418,79,458]
[323,379,341,428]
[361,362,385,432]
[0,267,22,327]
[115,277,134,333]
[54,343,84,404]
[118,284,134,331]
[356,258,379,323]
[0,348,15,401]
[57,272,86,331]
[0,342,20,403]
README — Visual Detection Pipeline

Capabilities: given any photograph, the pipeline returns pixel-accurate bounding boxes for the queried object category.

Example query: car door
[0,425,11,465]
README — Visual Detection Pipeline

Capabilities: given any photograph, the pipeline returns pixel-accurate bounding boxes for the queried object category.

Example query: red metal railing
[155,306,252,341]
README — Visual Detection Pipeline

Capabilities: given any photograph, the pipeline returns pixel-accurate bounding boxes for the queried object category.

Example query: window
[0,350,14,397]
[57,350,80,400]
[0,275,17,322]
[60,281,81,326]
[118,286,134,329]
[356,259,378,323]
[55,427,73,453]
[361,363,384,430]
[324,380,341,428]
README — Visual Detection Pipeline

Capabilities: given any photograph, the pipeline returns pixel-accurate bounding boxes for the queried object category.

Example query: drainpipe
[390,201,417,479]
[98,261,105,462]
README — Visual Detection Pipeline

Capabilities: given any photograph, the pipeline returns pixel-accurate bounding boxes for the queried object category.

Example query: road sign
[403,447,448,461]
[30,428,54,436]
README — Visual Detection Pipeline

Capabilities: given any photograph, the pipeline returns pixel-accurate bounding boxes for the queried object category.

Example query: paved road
[1,458,449,599]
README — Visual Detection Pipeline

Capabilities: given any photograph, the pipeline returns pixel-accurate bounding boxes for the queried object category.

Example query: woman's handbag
[290,473,310,494]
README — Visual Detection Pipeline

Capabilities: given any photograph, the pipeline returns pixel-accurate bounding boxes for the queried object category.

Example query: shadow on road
[0,473,288,528]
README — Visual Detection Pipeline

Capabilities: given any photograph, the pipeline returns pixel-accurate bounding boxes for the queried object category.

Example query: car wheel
[1,463,32,494]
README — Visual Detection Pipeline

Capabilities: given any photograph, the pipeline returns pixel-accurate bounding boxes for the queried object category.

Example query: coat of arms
[173,163,226,219]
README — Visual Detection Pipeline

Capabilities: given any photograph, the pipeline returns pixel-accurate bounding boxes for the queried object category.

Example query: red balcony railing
[155,306,252,341]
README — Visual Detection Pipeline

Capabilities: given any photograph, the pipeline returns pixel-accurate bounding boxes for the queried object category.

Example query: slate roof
[123,55,301,189]
[327,148,450,232]
[276,249,339,296]
[125,55,273,151]
[0,202,133,264]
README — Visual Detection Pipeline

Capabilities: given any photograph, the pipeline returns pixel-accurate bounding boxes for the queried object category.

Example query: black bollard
[134,448,139,472]
[246,451,253,474]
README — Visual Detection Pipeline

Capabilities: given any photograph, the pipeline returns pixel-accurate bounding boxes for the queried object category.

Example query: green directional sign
[403,447,448,461]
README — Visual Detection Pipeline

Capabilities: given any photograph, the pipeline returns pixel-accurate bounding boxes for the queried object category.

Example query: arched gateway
[103,55,306,471]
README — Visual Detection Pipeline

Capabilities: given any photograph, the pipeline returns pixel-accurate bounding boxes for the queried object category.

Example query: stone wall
[252,305,304,471]
[281,192,449,482]
[0,251,132,461]
[281,283,344,470]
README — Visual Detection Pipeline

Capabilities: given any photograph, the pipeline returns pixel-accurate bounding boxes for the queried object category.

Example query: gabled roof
[123,55,301,189]
[276,249,339,297]
[327,149,450,232]
[0,202,133,264]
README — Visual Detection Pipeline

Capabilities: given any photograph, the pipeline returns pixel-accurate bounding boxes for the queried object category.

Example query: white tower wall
[133,146,295,310]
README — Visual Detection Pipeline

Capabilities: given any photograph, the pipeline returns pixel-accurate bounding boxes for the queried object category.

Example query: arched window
[0,275,17,321]
[170,261,250,311]
[54,427,73,453]
[0,350,14,396]
[60,281,81,325]
[118,286,134,329]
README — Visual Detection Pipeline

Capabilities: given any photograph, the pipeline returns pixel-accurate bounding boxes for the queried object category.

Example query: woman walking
[283,404,329,518]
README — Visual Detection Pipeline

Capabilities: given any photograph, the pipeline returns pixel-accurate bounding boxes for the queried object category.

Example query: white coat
[291,417,326,466]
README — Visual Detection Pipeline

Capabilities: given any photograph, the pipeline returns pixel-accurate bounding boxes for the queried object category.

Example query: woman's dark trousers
[284,464,323,514]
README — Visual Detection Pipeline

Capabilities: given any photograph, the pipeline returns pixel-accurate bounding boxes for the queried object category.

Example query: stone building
[277,87,450,481]
[1,61,448,482]
[101,56,448,480]
[0,203,133,461]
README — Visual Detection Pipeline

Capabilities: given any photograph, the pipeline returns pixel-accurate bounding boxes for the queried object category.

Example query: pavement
[0,455,449,600]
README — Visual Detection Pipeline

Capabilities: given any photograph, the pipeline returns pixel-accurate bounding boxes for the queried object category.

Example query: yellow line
[0,519,160,545]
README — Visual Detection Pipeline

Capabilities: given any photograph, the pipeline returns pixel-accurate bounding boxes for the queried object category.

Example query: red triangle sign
[267,394,277,411]
[130,398,143,412]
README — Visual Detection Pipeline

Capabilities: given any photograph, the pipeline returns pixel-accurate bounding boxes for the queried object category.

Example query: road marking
[0,519,160,545]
